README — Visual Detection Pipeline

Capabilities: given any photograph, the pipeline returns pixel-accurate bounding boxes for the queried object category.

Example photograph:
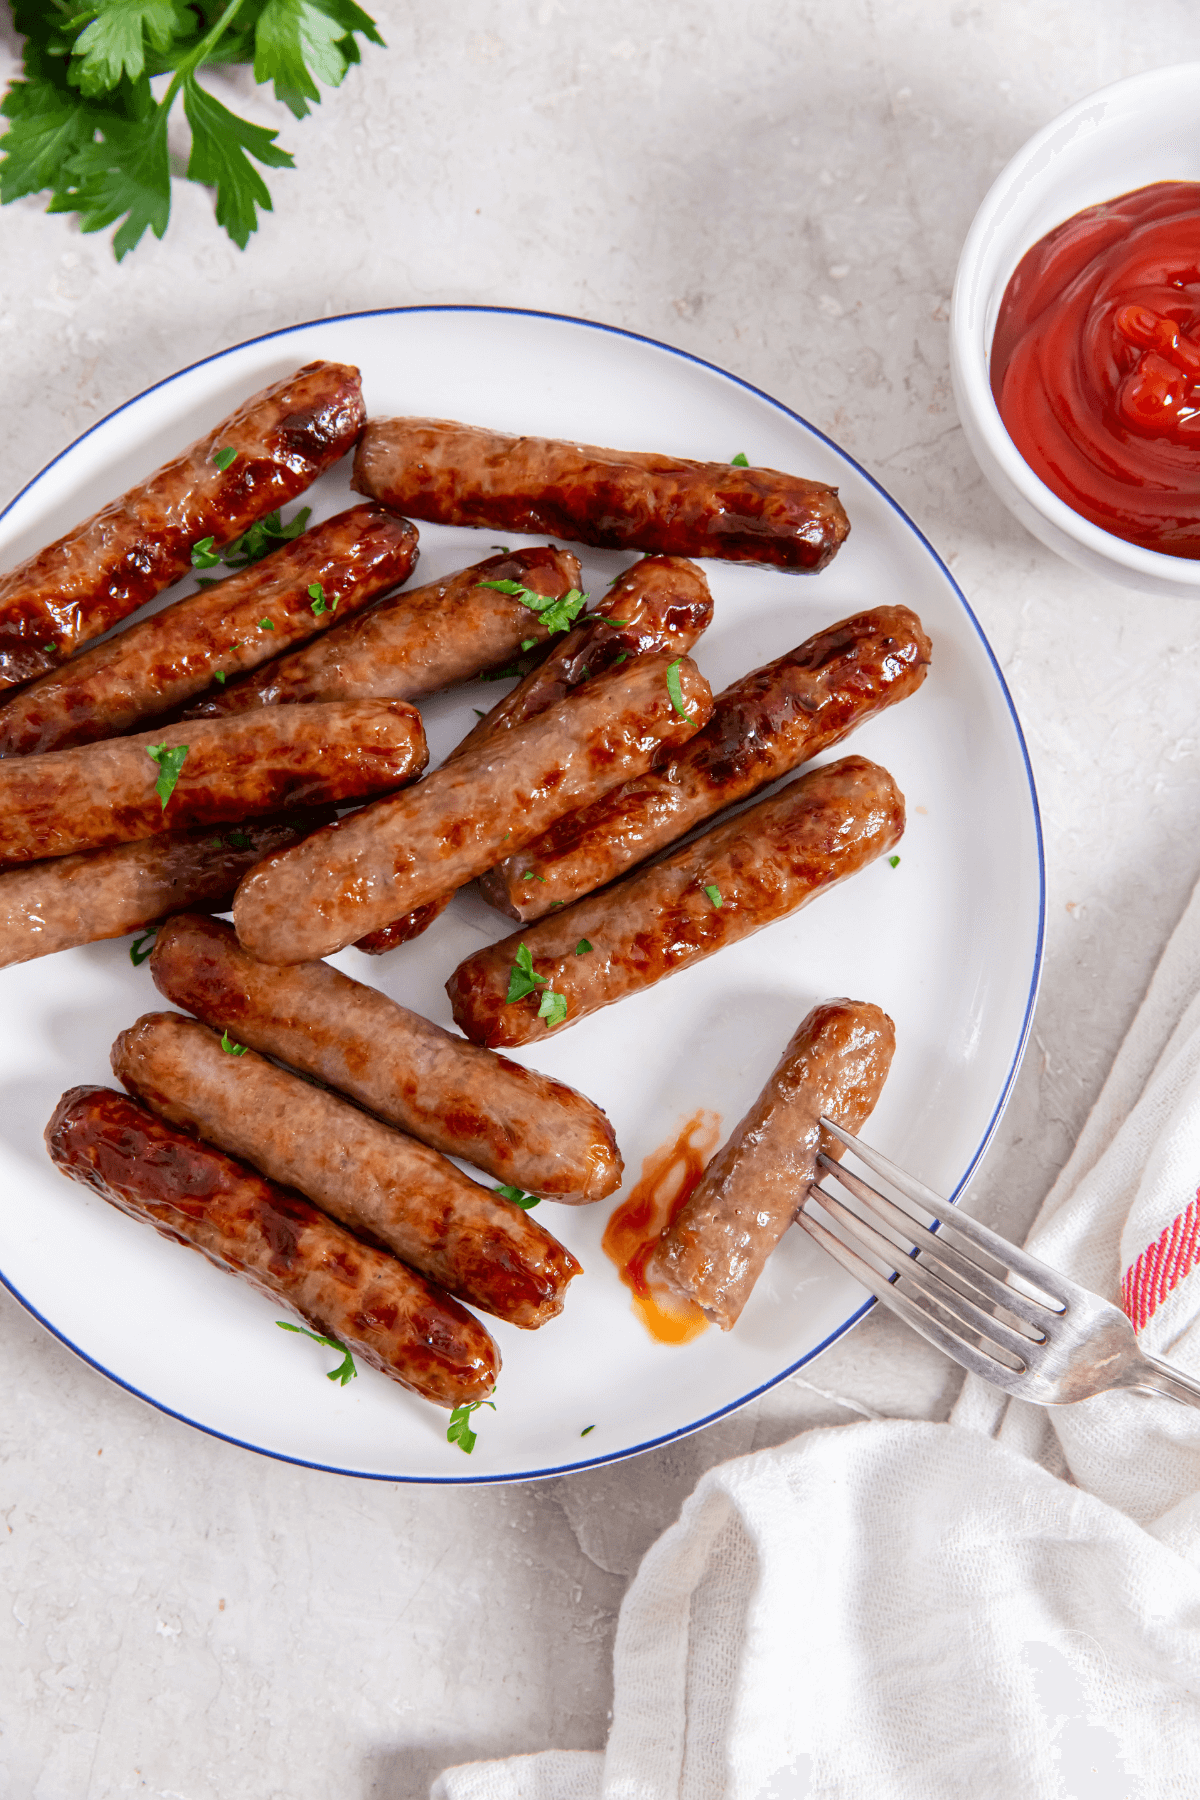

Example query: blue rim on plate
[0,305,1046,1484]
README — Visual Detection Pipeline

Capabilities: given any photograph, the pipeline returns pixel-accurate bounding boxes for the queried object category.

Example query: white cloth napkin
[431,880,1200,1800]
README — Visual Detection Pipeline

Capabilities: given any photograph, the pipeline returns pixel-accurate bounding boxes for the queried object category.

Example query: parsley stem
[161,0,249,109]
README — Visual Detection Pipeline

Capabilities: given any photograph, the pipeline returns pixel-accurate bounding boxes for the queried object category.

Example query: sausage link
[0,363,365,689]
[352,418,850,571]
[0,807,335,969]
[647,1000,895,1328]
[479,606,929,920]
[187,546,581,716]
[446,756,904,1048]
[149,913,622,1203]
[233,653,713,965]
[46,1086,499,1408]
[113,1013,582,1328]
[0,506,419,757]
[355,554,715,953]
[0,700,426,864]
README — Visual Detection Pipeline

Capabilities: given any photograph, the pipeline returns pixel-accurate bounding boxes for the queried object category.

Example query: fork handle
[1130,1351,1200,1411]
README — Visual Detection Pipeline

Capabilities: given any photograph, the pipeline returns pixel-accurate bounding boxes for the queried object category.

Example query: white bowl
[950,63,1200,598]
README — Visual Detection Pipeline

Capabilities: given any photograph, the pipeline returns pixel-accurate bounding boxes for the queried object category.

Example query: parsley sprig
[0,0,384,259]
[504,943,567,1027]
[447,1394,496,1455]
[479,578,588,636]
[146,741,187,807]
[276,1319,356,1385]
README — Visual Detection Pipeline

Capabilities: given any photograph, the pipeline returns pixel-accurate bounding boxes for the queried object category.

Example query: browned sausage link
[149,913,622,1204]
[0,506,419,758]
[234,653,713,965]
[479,606,930,921]
[352,417,850,571]
[112,1012,582,1328]
[45,1086,499,1408]
[0,806,335,969]
[0,363,366,690]
[647,1000,895,1329]
[0,700,426,865]
[447,756,904,1049]
[186,546,581,717]
[355,555,715,954]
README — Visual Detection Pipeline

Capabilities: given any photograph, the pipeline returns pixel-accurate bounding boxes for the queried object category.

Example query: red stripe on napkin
[1122,1194,1200,1332]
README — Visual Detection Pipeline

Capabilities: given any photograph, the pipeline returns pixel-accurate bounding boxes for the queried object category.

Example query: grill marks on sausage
[647,1000,895,1329]
[186,546,582,717]
[149,913,622,1203]
[231,653,713,965]
[0,700,427,865]
[0,506,419,757]
[352,417,850,571]
[0,362,366,690]
[479,606,930,921]
[45,1085,500,1408]
[447,756,905,1049]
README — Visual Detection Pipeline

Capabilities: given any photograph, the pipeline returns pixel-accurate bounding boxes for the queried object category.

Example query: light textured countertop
[3,4,1200,1794]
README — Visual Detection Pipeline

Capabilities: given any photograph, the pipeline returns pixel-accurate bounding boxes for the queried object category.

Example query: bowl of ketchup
[950,64,1200,596]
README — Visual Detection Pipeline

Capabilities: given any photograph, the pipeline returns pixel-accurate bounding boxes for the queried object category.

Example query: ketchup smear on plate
[990,181,1200,558]
[602,1111,720,1345]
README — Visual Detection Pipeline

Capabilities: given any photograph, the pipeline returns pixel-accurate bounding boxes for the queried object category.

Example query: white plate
[0,309,1044,1483]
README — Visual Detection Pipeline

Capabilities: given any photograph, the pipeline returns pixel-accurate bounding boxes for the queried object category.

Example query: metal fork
[798,1118,1200,1410]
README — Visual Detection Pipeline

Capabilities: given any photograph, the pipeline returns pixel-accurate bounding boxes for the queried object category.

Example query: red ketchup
[990,181,1200,558]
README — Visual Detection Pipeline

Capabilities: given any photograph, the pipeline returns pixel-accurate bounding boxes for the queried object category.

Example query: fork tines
[798,1117,1064,1377]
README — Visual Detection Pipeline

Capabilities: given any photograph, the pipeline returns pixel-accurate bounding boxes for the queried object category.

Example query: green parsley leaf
[479,578,588,636]
[505,941,547,1004]
[64,104,172,260]
[666,658,694,722]
[490,545,510,552]
[129,927,157,966]
[275,1319,357,1385]
[74,0,183,94]
[220,1029,248,1055]
[145,741,187,808]
[257,617,275,630]
[213,445,237,470]
[472,708,486,718]
[221,506,311,569]
[182,73,293,251]
[480,664,522,682]
[214,670,227,684]
[611,652,627,666]
[574,939,592,955]
[446,1393,496,1455]
[537,989,568,1028]
[495,1184,541,1211]
[580,1424,595,1437]
[521,638,536,650]
[703,884,723,908]
[308,580,333,615]
[191,536,220,569]
[223,829,253,849]
[888,854,901,868]
[522,870,547,882]
[731,451,750,467]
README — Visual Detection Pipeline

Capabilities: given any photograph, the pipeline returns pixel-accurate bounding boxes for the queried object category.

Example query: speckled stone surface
[2,4,1200,1795]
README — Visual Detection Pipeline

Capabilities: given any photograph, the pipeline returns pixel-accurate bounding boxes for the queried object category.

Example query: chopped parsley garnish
[223,829,253,850]
[0,2,384,262]
[224,507,311,569]
[611,652,627,666]
[480,664,522,682]
[888,854,901,868]
[703,884,723,908]
[473,708,486,718]
[447,1394,496,1454]
[191,537,220,570]
[479,578,588,635]
[220,1030,248,1056]
[129,928,157,966]
[580,1424,595,1437]
[213,447,237,471]
[275,1321,357,1386]
[495,1184,541,1211]
[538,989,568,1028]
[257,617,275,630]
[521,638,536,650]
[505,942,547,1003]
[146,742,187,808]
[490,545,510,553]
[731,451,750,467]
[309,582,329,615]
[522,871,547,882]
[574,939,592,955]
[666,658,694,722]
[214,670,227,684]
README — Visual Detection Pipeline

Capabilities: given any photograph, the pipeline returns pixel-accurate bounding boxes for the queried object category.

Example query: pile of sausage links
[1,359,931,1419]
